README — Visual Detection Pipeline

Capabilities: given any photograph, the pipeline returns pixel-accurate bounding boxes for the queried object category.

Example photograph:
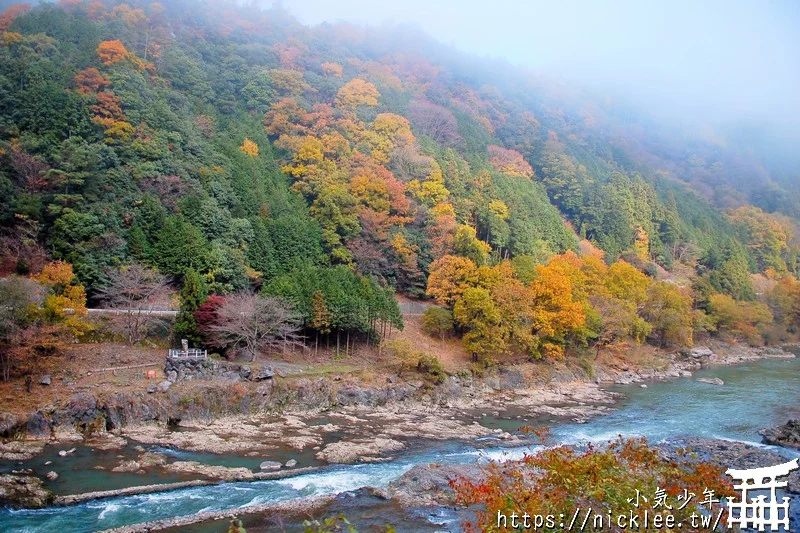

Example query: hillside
[1,0,800,368]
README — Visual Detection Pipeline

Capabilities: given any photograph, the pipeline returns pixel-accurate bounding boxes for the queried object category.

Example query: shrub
[417,353,446,384]
[421,307,454,340]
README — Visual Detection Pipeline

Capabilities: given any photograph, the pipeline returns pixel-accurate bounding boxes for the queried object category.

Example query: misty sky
[282,0,800,130]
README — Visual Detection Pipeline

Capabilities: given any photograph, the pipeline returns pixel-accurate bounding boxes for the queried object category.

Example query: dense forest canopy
[1,0,800,360]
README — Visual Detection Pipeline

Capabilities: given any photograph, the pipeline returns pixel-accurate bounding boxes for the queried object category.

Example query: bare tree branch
[97,263,171,344]
[205,293,302,361]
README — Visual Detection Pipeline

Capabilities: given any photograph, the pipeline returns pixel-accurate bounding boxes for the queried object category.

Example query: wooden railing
[167,348,208,361]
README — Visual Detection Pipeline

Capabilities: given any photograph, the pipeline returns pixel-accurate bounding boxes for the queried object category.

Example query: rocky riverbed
[92,435,800,533]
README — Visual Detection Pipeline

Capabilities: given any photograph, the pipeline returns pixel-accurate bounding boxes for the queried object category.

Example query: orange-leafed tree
[86,1,106,19]
[97,40,129,65]
[426,255,479,307]
[528,261,586,350]
[263,97,306,138]
[91,91,125,126]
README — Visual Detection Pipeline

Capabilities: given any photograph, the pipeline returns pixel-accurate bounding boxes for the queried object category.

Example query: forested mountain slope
[1,0,799,360]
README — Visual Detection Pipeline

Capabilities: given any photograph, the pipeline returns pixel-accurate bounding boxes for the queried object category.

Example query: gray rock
[697,377,724,386]
[639,384,648,388]
[284,459,297,468]
[690,347,714,358]
[38,375,51,386]
[239,366,251,379]
[0,413,20,435]
[166,370,178,383]
[25,411,50,437]
[45,471,58,481]
[157,381,172,393]
[385,463,483,507]
[259,460,282,471]
[253,365,275,381]
[146,384,157,394]
[65,393,99,425]
[760,420,800,449]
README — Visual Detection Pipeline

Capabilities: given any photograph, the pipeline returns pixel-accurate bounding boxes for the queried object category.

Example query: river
[2,357,799,532]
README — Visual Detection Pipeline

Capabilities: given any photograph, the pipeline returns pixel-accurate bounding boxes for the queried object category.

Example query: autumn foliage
[74,67,110,94]
[451,437,734,533]
[240,138,259,157]
[487,144,534,178]
[97,40,129,65]
[0,3,30,32]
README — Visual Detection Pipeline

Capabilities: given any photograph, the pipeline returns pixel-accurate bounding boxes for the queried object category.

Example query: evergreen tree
[174,268,208,345]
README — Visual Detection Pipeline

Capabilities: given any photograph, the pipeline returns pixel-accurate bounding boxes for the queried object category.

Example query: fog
[283,0,800,134]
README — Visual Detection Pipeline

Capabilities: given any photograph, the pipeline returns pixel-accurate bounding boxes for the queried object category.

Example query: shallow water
[2,357,799,532]
[553,357,800,447]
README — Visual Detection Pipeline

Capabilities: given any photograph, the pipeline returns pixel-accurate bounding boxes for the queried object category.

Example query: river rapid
[2,357,799,532]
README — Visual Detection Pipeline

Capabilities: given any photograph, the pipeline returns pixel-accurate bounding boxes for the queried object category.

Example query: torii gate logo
[726,458,798,532]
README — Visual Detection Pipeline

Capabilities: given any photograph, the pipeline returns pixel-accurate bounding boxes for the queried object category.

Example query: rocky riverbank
[595,343,795,385]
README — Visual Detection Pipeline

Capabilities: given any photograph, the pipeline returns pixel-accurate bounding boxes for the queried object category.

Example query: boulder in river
[697,377,724,386]
[284,459,297,468]
[259,460,282,471]
[760,420,800,449]
[383,463,484,507]
[315,437,404,464]
[45,471,58,481]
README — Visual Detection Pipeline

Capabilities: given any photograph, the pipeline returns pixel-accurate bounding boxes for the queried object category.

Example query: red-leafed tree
[194,294,226,342]
[408,99,461,147]
[74,67,110,94]
[487,144,534,178]
[0,3,30,32]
